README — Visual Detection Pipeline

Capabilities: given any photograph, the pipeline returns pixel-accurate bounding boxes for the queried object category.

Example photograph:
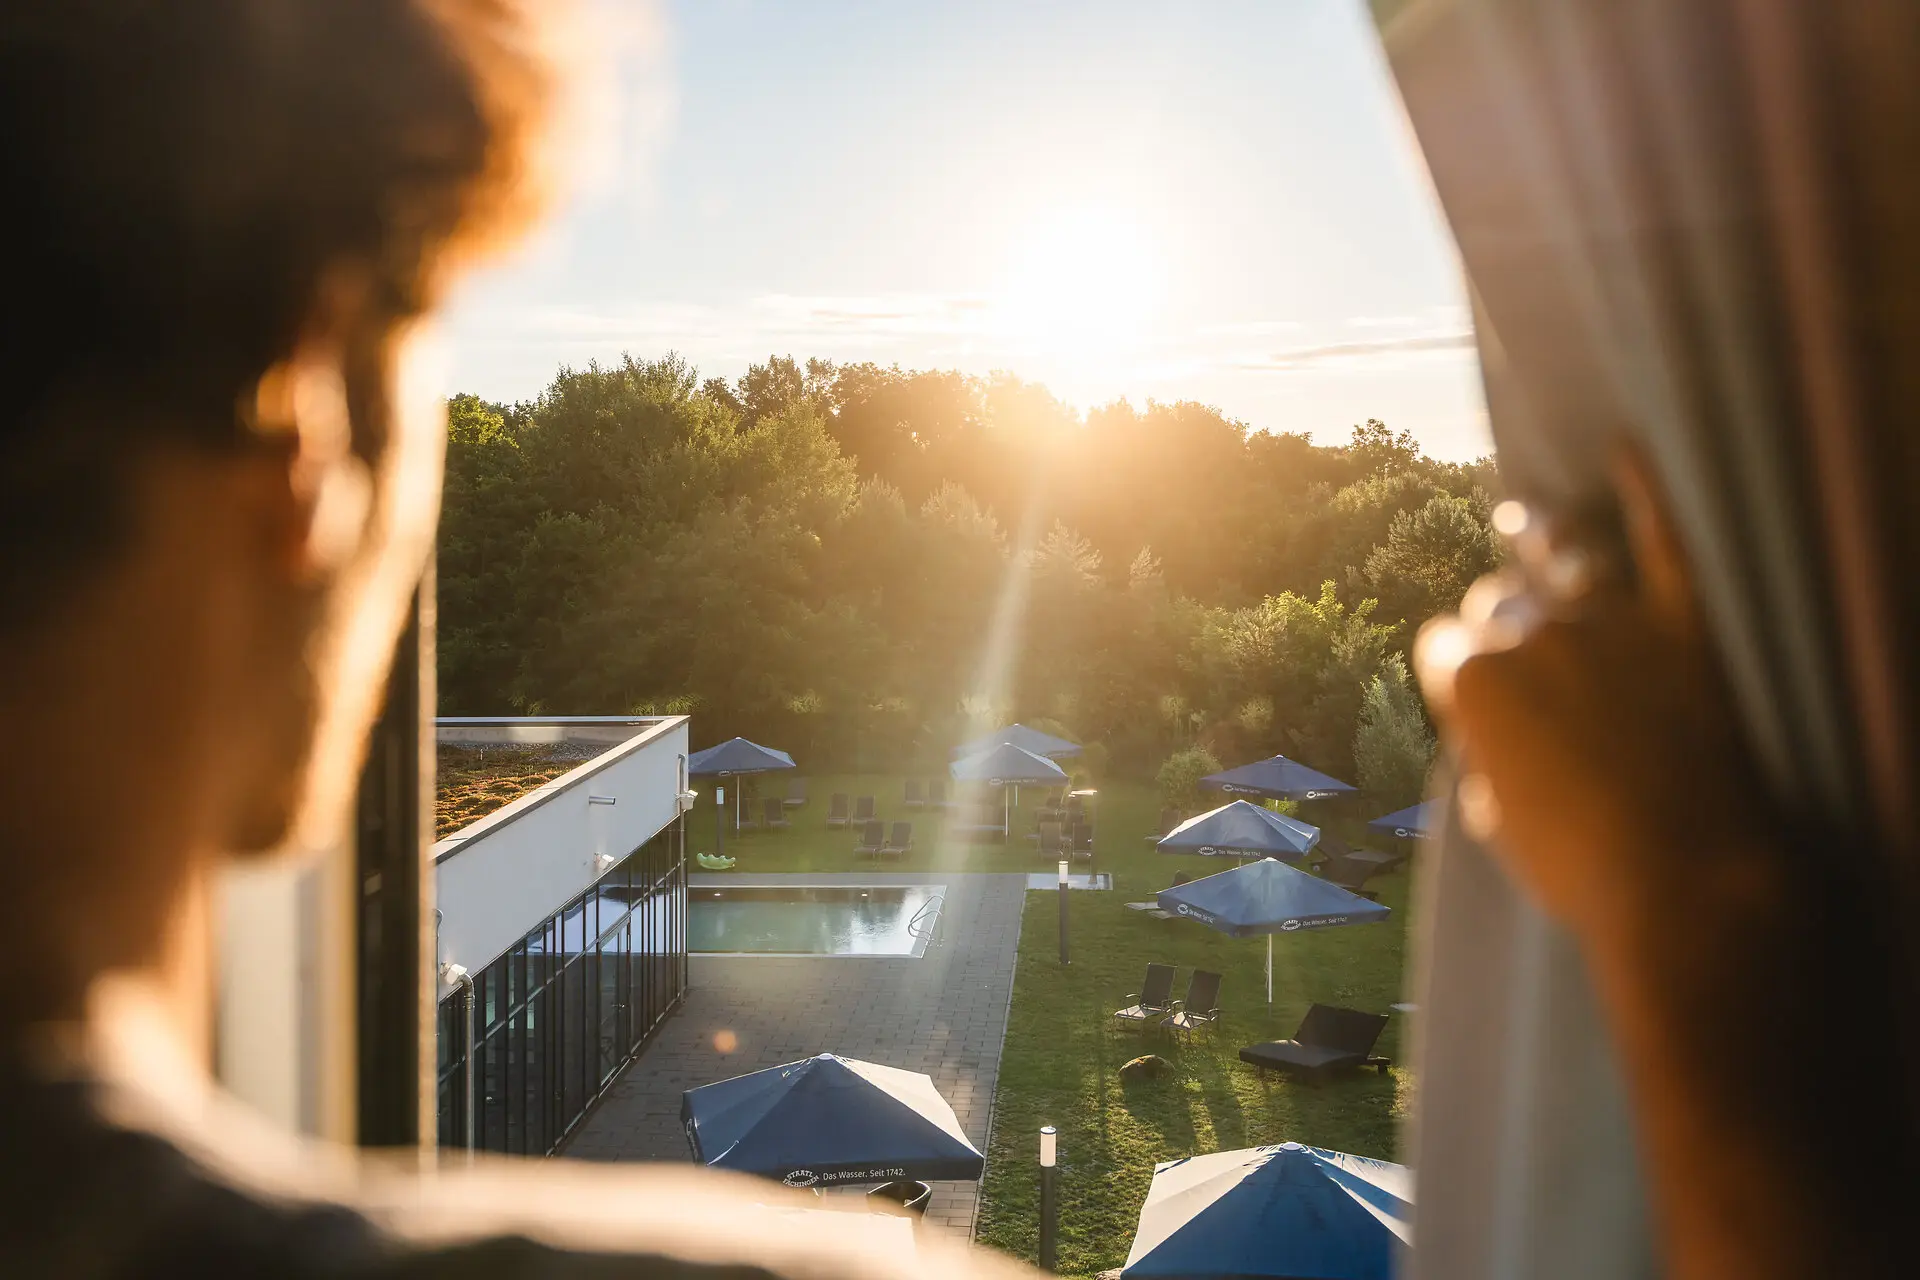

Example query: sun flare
[993,206,1165,359]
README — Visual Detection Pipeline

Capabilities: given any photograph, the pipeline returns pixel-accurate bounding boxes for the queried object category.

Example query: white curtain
[1376,0,1917,1274]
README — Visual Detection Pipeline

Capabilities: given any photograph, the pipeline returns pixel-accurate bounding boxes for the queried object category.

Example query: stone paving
[563,871,1027,1239]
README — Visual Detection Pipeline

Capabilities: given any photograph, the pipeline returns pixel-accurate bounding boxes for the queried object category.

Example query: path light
[715,785,726,861]
[1039,1124,1059,1272]
[1057,859,1071,966]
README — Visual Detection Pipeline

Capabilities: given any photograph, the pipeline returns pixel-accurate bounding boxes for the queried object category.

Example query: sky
[441,0,1493,461]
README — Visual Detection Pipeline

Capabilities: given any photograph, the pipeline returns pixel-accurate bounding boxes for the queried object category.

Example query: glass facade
[436,820,687,1154]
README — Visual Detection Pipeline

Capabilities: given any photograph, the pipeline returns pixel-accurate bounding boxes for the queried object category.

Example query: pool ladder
[907,893,945,941]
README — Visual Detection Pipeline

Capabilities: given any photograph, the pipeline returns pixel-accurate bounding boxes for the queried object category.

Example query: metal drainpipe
[440,963,475,1157]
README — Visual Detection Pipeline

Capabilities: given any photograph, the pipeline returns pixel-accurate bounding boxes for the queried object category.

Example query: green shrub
[1155,745,1222,811]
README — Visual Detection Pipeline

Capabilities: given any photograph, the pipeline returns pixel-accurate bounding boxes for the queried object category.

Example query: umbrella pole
[1266,933,1273,1004]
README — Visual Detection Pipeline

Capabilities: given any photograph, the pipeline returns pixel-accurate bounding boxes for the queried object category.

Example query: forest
[438,355,1500,808]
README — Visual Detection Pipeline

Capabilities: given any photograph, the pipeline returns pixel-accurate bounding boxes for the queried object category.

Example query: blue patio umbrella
[951,722,1082,759]
[1156,800,1321,862]
[1122,1142,1411,1280]
[1367,801,1437,840]
[1202,755,1356,801]
[1158,857,1389,1002]
[688,737,796,832]
[688,737,796,776]
[682,1053,984,1189]
[951,742,1069,830]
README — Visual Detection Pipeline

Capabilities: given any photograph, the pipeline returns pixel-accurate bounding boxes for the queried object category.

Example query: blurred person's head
[0,0,548,1025]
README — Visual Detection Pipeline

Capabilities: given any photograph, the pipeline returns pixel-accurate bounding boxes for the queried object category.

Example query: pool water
[689,885,946,957]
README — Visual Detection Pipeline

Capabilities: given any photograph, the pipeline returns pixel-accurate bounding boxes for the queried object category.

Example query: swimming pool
[688,885,946,957]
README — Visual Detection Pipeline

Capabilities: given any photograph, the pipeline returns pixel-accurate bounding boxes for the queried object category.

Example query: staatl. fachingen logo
[782,1169,819,1188]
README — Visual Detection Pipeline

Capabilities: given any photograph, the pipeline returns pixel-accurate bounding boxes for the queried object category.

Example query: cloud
[1343,314,1424,329]
[1237,330,1477,372]
[1194,319,1307,339]
[747,293,995,337]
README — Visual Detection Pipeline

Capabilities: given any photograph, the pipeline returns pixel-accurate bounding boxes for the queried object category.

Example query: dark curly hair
[0,0,549,625]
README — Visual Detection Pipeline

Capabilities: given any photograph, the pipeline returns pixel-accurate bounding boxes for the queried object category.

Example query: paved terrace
[564,871,1027,1239]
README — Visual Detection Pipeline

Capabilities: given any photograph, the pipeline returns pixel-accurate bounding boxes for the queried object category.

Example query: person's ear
[247,347,373,585]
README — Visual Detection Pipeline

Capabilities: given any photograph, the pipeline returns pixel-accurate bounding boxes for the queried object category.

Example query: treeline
[438,355,1500,805]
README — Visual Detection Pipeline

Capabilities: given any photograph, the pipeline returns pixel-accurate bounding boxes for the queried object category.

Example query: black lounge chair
[826,793,851,828]
[1071,820,1094,860]
[881,821,914,860]
[736,801,759,832]
[1316,853,1382,899]
[854,795,877,823]
[762,797,789,830]
[904,779,925,809]
[928,778,949,809]
[1033,820,1065,860]
[1239,1004,1392,1082]
[1163,970,1223,1042]
[783,777,807,809]
[1113,963,1178,1027]
[853,818,885,859]
[1145,808,1182,844]
[1312,839,1403,900]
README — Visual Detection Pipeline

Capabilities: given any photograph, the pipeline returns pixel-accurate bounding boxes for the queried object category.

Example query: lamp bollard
[1039,1125,1058,1271]
[716,785,726,861]
[1057,859,1070,966]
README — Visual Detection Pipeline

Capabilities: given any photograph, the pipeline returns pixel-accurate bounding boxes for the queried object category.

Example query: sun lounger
[854,795,877,823]
[1315,852,1385,899]
[904,779,925,809]
[762,797,789,830]
[826,793,851,828]
[783,777,807,809]
[1238,1004,1392,1082]
[1162,970,1223,1042]
[880,821,913,860]
[927,778,949,809]
[853,818,884,859]
[1113,963,1178,1027]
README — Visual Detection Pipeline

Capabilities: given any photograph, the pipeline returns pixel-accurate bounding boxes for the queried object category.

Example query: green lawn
[687,772,1070,872]
[697,772,1413,1277]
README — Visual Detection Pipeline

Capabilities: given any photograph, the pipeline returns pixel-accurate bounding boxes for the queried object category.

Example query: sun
[993,206,1165,359]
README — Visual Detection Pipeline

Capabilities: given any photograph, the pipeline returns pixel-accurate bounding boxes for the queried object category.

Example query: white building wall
[433,716,689,977]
